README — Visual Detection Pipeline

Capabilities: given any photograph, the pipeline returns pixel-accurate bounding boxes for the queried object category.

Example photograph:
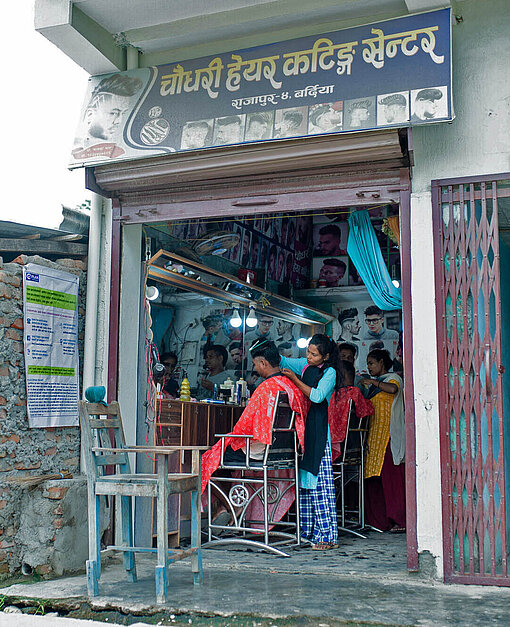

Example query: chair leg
[87,491,101,596]
[121,495,137,582]
[191,489,203,584]
[156,454,169,604]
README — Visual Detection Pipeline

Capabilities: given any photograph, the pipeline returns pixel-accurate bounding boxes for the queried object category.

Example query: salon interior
[141,204,403,547]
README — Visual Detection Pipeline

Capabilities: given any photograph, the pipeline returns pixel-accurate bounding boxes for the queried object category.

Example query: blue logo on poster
[26,273,40,282]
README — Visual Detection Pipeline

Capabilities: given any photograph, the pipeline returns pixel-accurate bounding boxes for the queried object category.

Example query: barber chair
[333,399,372,538]
[204,391,301,557]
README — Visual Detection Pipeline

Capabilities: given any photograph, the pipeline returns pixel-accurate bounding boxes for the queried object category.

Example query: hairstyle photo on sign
[308,101,343,134]
[274,106,308,138]
[258,238,268,268]
[313,257,349,287]
[240,228,252,267]
[410,86,449,123]
[275,248,286,282]
[180,119,214,150]
[376,92,409,126]
[296,215,312,245]
[313,221,348,257]
[249,235,261,269]
[267,244,278,280]
[212,114,246,146]
[72,72,144,160]
[343,96,376,130]
[229,224,243,263]
[244,111,274,142]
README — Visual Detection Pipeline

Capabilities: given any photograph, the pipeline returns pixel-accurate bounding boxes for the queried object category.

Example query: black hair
[340,360,355,386]
[364,305,383,317]
[204,344,228,367]
[251,340,280,367]
[337,342,357,357]
[282,110,303,126]
[160,351,177,363]
[338,307,359,325]
[323,258,346,270]
[319,224,341,238]
[309,333,343,391]
[369,340,385,351]
[229,341,243,352]
[217,115,242,127]
[367,348,393,371]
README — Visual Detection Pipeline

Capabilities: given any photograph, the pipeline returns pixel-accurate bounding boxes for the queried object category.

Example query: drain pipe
[82,193,102,394]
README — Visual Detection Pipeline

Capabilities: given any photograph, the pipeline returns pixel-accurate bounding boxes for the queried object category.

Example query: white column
[118,224,142,450]
[410,190,444,577]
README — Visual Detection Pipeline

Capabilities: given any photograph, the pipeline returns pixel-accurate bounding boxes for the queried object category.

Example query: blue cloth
[299,439,338,545]
[84,386,108,406]
[347,210,402,310]
[279,356,335,403]
[280,356,336,487]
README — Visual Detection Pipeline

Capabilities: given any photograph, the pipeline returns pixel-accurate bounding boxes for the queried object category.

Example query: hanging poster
[70,8,452,167]
[23,264,80,428]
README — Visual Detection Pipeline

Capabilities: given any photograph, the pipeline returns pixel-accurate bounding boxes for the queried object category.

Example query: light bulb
[297,337,310,348]
[146,285,159,301]
[392,279,400,288]
[230,307,242,328]
[246,307,258,328]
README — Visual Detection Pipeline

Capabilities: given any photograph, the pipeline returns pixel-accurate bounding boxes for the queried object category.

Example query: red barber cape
[328,386,374,461]
[201,375,309,494]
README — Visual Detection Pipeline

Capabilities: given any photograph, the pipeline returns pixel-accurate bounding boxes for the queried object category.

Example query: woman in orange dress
[360,348,405,532]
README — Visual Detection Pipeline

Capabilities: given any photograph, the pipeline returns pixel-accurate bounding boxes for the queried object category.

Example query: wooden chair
[79,400,206,604]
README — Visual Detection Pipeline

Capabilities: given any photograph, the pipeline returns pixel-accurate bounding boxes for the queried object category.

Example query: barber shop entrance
[95,126,418,569]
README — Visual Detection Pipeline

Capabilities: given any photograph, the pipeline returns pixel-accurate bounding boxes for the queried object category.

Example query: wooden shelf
[296,285,369,304]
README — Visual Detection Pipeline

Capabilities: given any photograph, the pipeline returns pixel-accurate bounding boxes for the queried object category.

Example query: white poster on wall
[23,264,80,428]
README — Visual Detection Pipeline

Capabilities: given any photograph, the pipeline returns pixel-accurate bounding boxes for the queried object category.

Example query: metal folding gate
[433,174,510,584]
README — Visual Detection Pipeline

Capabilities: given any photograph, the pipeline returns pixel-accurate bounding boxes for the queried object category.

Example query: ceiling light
[246,304,258,328]
[297,337,310,348]
[230,306,242,328]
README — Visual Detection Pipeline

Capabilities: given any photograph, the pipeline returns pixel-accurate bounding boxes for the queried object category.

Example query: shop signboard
[23,264,80,428]
[70,8,452,167]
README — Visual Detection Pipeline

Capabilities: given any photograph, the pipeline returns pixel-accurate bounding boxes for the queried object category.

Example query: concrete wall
[410,0,510,576]
[0,254,87,577]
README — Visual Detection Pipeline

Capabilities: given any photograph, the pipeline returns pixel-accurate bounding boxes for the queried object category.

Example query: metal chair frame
[204,391,301,557]
[79,400,205,604]
[333,399,373,538]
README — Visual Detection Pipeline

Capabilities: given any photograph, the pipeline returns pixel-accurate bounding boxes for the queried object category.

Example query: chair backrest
[342,399,367,465]
[264,392,297,466]
[78,400,132,480]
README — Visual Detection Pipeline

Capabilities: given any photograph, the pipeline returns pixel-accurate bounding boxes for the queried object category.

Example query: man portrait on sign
[377,93,408,125]
[213,115,244,145]
[73,73,142,157]
[411,88,444,122]
[181,119,213,149]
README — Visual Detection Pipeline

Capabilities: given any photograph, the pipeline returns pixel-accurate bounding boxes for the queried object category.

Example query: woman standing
[280,334,341,550]
[360,348,405,532]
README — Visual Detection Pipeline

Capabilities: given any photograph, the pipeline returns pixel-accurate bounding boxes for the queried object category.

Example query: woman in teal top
[280,333,342,550]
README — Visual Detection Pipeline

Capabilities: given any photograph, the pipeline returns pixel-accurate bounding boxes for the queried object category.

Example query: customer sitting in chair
[328,360,374,461]
[201,339,309,493]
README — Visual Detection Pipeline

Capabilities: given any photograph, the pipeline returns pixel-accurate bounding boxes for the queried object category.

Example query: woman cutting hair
[280,334,341,550]
[359,348,405,533]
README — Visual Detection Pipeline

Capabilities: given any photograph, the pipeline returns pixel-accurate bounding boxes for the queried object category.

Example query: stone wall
[0,254,87,577]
